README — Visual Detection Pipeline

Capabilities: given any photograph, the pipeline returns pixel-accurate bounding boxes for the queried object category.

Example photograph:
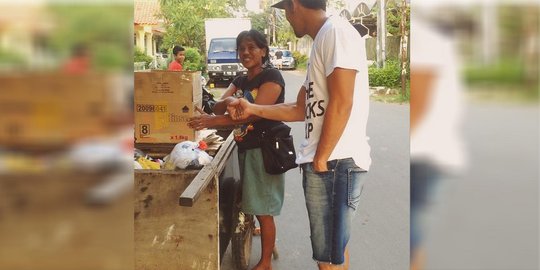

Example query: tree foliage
[380,0,410,36]
[328,0,346,11]
[183,47,205,71]
[248,11,268,34]
[48,4,132,70]
[275,12,296,47]
[246,2,296,48]
[159,0,244,54]
[134,47,153,65]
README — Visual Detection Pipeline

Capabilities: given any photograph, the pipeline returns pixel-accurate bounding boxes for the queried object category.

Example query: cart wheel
[231,181,254,270]
[219,177,236,263]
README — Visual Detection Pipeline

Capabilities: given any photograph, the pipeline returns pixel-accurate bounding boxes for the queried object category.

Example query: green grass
[467,84,539,104]
[464,59,525,85]
[371,78,410,104]
[371,92,409,104]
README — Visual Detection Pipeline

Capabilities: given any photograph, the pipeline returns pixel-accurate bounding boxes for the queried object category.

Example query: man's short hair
[272,0,326,11]
[172,46,185,56]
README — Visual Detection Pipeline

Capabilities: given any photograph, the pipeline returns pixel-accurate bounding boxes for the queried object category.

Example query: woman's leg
[252,215,275,270]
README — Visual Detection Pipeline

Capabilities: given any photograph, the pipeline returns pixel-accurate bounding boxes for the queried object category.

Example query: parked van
[205,18,251,86]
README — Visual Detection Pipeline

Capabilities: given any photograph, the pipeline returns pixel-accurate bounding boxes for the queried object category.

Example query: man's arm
[410,69,435,133]
[228,86,306,122]
[189,81,284,129]
[312,68,356,172]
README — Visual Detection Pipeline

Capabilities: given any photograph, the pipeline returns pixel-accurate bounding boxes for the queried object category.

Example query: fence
[365,36,404,61]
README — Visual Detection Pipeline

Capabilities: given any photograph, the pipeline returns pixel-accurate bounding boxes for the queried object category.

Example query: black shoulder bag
[259,123,298,175]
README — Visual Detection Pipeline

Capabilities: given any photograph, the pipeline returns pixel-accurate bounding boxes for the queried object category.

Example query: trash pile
[162,140,213,170]
[133,149,162,170]
[0,128,133,174]
[134,131,224,171]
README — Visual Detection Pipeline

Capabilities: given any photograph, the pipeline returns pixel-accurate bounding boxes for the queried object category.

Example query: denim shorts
[301,158,368,265]
[410,161,442,255]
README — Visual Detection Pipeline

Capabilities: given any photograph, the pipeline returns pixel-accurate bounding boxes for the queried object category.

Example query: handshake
[226,98,253,120]
[187,97,254,131]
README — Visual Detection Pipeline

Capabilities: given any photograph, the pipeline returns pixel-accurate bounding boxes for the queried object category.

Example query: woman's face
[237,37,266,70]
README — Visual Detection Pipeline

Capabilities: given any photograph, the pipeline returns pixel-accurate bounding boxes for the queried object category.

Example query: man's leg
[410,248,426,270]
[303,159,360,270]
[344,247,349,270]
[316,246,349,270]
[410,161,442,270]
[317,262,343,270]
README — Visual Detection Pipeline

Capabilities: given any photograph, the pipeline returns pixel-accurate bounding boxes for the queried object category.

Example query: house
[0,4,54,68]
[134,0,165,56]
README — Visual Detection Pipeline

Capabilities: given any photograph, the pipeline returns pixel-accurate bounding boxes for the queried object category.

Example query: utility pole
[399,0,408,95]
[481,0,498,66]
[265,0,276,45]
[376,0,386,68]
[272,10,276,45]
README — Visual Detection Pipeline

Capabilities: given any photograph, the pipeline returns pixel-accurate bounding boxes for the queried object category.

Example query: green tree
[183,47,205,71]
[328,0,346,11]
[377,0,409,36]
[48,4,132,71]
[159,0,244,54]
[134,47,153,66]
[228,0,247,12]
[275,12,296,47]
[249,2,296,47]
[249,11,268,34]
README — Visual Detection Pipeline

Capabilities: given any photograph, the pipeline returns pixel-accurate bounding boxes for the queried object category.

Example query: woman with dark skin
[188,30,286,270]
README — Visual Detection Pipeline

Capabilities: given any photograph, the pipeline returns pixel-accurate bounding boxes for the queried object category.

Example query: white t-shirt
[410,17,466,172]
[296,16,371,171]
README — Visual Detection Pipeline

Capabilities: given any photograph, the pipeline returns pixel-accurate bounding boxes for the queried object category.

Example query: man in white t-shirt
[410,12,466,270]
[227,0,370,269]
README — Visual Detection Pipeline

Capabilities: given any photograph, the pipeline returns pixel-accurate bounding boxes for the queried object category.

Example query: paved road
[220,70,410,269]
[424,102,539,270]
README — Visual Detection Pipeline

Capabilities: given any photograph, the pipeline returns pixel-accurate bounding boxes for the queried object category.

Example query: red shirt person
[63,43,91,74]
[168,46,185,71]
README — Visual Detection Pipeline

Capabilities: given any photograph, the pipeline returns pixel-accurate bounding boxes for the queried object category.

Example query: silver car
[271,49,296,70]
[280,50,295,70]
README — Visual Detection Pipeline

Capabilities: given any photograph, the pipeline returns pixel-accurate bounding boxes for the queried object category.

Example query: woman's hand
[188,114,215,130]
[212,88,239,115]
[188,108,215,130]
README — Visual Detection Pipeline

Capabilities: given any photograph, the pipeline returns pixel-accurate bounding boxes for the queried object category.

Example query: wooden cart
[134,132,255,270]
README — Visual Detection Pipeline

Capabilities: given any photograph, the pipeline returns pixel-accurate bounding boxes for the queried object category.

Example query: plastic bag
[163,141,213,170]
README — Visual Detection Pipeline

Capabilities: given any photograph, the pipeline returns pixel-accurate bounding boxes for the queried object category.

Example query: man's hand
[227,98,253,120]
[312,155,329,173]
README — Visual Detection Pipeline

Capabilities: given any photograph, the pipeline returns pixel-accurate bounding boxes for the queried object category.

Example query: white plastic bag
[163,141,213,170]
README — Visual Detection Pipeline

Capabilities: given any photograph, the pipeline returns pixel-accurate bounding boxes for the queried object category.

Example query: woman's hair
[236,29,272,68]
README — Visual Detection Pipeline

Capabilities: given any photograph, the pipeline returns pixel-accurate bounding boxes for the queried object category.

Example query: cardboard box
[134,71,202,144]
[0,73,111,148]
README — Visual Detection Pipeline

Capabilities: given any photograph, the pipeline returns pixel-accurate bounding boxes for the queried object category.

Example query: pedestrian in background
[168,45,185,71]
[274,50,283,69]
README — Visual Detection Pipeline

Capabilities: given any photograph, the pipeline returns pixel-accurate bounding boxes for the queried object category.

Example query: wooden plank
[135,169,200,175]
[179,132,236,207]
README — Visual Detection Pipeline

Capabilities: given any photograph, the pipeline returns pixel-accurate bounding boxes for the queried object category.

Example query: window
[209,39,237,53]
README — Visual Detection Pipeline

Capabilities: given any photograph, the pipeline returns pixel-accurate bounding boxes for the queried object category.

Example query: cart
[134,131,254,270]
